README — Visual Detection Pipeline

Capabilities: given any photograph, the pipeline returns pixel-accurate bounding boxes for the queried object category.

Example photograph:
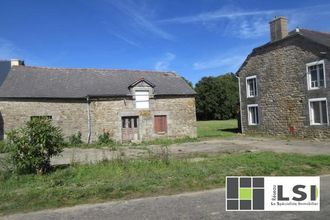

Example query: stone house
[0,61,197,143]
[237,17,330,138]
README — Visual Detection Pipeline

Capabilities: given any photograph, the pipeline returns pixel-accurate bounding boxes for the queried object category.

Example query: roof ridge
[299,28,330,36]
[13,65,177,75]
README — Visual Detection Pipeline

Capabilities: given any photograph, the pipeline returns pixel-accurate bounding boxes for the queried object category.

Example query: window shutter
[155,117,160,133]
[154,115,167,133]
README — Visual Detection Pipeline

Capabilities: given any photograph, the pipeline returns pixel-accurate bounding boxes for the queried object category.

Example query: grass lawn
[1,151,330,215]
[197,119,238,138]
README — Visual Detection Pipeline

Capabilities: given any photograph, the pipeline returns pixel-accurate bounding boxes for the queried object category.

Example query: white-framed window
[246,75,257,98]
[135,90,149,109]
[247,104,259,125]
[309,98,328,125]
[306,60,326,90]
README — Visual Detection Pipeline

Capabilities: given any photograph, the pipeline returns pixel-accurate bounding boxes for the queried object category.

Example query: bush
[0,141,7,153]
[97,131,116,146]
[6,118,64,174]
[68,131,83,146]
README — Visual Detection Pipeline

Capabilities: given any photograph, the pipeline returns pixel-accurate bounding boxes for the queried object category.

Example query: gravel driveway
[51,136,330,165]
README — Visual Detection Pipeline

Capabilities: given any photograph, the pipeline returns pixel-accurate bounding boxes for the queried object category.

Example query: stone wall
[238,35,330,138]
[0,96,197,142]
[90,96,197,142]
[0,100,88,140]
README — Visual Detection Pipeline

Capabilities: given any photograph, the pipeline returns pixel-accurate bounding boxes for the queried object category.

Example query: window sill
[310,123,329,126]
[308,87,326,91]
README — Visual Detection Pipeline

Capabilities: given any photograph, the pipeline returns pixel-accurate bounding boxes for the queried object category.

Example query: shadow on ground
[217,128,240,133]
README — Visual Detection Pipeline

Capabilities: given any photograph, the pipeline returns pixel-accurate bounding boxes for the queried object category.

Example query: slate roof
[0,66,196,98]
[291,28,330,48]
[236,28,330,75]
[253,28,330,52]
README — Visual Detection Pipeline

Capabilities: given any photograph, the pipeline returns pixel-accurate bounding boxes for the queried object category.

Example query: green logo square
[240,188,252,200]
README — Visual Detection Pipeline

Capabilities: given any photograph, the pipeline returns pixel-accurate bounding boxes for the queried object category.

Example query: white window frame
[308,97,329,126]
[247,104,259,126]
[306,60,326,90]
[246,75,257,98]
[135,90,149,109]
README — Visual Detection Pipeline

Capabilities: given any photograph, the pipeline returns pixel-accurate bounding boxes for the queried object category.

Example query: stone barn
[237,17,330,138]
[0,60,197,143]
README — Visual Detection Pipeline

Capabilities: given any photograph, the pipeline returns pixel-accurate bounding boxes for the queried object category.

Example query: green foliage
[181,76,193,88]
[68,131,83,146]
[1,152,329,214]
[97,131,116,146]
[0,140,7,153]
[147,145,171,165]
[6,118,64,174]
[195,73,239,120]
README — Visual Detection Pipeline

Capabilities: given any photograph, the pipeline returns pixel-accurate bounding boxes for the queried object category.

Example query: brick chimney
[269,16,288,42]
[10,59,25,67]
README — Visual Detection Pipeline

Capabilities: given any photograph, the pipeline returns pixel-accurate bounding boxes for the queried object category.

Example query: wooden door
[122,116,139,142]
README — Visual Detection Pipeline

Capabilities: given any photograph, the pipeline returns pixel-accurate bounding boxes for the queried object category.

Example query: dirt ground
[51,136,330,165]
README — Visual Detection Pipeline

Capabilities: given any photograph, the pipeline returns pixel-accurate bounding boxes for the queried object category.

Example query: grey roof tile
[295,28,330,48]
[0,66,195,98]
[236,28,330,76]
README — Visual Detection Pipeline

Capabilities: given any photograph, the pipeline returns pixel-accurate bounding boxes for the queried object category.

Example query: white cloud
[158,4,330,39]
[159,8,280,24]
[155,52,176,71]
[158,7,280,39]
[109,32,141,47]
[109,0,173,40]
[232,17,269,38]
[193,55,245,71]
[0,38,22,59]
[0,38,47,66]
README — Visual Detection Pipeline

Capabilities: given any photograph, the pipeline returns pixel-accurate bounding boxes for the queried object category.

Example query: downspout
[86,96,92,144]
[235,75,244,133]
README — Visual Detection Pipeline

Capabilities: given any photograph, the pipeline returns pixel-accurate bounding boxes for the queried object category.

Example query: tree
[6,118,64,174]
[195,73,239,120]
[181,76,193,88]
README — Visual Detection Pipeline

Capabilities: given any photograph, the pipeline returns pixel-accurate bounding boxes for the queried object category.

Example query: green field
[197,119,238,138]
[1,151,329,215]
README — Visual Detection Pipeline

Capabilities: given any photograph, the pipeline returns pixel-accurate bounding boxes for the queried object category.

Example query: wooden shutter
[154,115,167,133]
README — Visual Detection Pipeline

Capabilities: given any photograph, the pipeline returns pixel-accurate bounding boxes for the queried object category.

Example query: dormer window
[135,90,149,109]
[307,60,326,90]
[129,78,155,109]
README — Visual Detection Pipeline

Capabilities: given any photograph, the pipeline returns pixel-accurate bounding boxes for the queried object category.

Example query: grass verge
[1,152,330,215]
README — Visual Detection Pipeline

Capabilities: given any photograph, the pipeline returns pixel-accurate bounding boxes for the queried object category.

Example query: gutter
[235,75,244,133]
[86,96,92,144]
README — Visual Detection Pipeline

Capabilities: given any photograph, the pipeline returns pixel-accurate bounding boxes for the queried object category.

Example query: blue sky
[1,0,330,84]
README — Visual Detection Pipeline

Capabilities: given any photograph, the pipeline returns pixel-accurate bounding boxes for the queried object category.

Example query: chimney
[10,59,25,67]
[269,16,288,42]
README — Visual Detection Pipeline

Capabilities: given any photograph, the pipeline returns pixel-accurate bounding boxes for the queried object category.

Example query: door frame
[121,116,140,142]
